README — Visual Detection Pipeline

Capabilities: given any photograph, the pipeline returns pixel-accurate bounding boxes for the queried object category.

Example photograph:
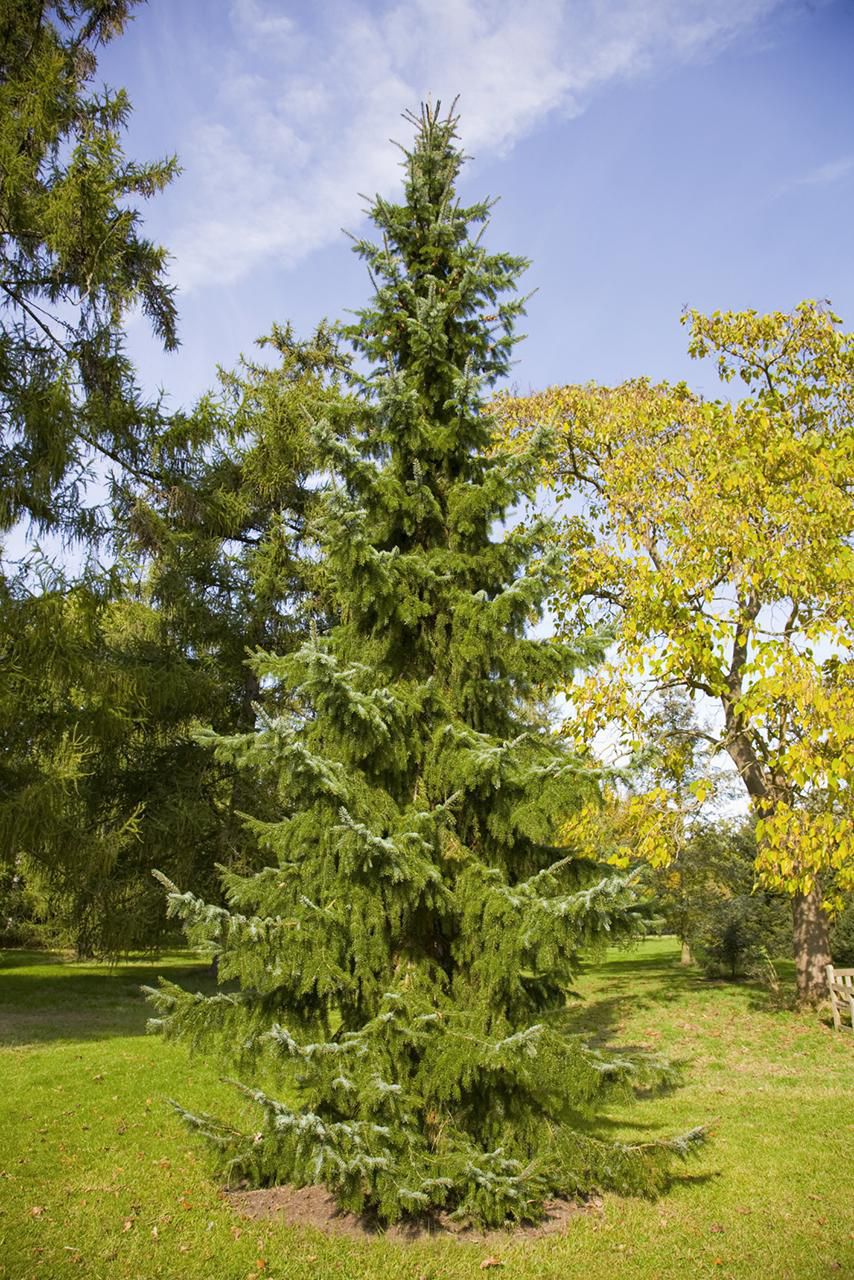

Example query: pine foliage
[148,104,703,1225]
[0,0,178,537]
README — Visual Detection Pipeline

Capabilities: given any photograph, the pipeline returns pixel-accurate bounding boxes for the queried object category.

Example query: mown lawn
[1,938,851,1280]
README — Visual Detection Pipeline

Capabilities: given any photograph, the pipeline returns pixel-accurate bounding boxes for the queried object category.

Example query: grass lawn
[1,938,852,1280]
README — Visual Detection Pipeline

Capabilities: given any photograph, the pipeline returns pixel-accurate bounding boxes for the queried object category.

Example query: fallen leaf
[122,1219,134,1232]
[256,1259,267,1270]
[710,1223,725,1233]
[231,1226,242,1240]
[151,1226,159,1239]
[480,1259,503,1270]
[29,1206,45,1217]
[178,1243,190,1253]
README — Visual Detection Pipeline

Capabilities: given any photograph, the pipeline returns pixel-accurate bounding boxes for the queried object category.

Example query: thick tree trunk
[792,886,831,1005]
[680,939,694,966]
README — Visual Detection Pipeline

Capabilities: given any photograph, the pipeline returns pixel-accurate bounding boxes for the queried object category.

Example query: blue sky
[106,0,854,408]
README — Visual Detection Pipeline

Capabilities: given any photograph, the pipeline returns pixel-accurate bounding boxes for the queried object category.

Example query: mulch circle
[224,1183,602,1243]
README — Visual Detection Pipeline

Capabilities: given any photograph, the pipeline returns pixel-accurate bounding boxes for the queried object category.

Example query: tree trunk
[720,693,833,1006]
[680,939,694,966]
[792,886,831,1005]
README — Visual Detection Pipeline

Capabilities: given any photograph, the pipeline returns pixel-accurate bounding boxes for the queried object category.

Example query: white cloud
[787,156,854,189]
[170,0,788,291]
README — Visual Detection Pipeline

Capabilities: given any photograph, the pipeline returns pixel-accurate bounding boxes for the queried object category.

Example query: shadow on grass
[0,949,67,969]
[0,952,216,1046]
[563,953,704,1046]
[1,942,796,1052]
[667,1169,722,1192]
[570,948,796,1041]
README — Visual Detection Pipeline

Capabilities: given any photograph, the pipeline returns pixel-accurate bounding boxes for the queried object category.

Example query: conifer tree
[0,0,178,539]
[0,326,342,955]
[147,104,703,1226]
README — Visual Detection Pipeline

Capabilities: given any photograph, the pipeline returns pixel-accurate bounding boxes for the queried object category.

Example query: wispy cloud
[786,156,854,189]
[169,0,788,291]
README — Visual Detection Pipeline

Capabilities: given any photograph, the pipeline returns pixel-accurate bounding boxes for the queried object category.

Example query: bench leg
[827,966,842,1031]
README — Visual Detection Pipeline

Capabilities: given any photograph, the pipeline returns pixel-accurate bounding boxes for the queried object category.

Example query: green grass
[1,939,852,1280]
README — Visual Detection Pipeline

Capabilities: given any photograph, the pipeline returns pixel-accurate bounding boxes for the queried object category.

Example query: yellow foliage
[494,301,854,898]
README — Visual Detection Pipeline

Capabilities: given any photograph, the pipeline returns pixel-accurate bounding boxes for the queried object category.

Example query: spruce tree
[147,104,703,1226]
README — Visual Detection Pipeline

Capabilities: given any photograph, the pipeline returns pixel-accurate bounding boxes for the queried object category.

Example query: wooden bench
[826,965,854,1031]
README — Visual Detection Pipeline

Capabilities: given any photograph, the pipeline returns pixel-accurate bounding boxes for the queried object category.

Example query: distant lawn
[1,939,852,1280]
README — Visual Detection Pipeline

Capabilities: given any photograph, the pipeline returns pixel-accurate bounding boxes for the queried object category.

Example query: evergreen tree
[147,105,703,1227]
[0,0,181,953]
[0,326,343,955]
[0,0,177,539]
[0,558,218,955]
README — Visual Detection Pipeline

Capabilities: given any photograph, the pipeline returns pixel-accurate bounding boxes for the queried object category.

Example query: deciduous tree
[497,302,854,1003]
